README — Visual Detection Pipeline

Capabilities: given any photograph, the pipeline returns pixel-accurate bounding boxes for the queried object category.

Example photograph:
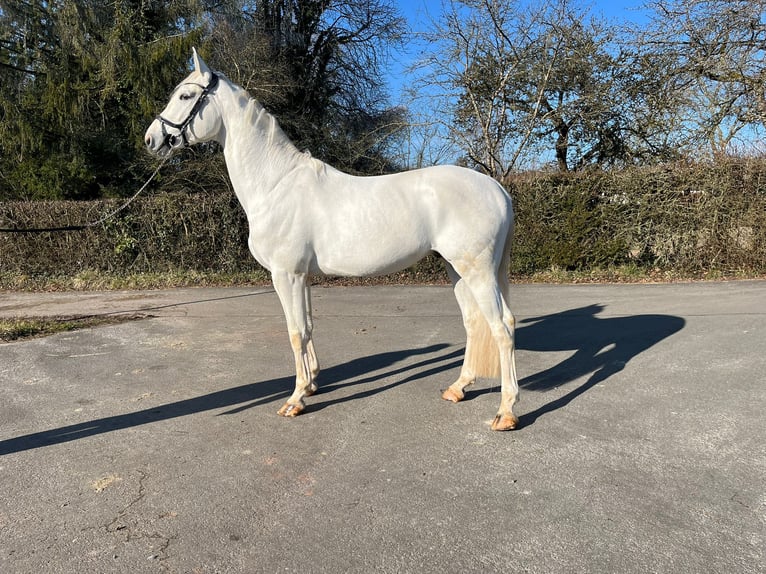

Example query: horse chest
[246,214,314,273]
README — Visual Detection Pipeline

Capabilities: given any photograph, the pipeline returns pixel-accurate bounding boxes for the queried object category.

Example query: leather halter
[157,73,219,151]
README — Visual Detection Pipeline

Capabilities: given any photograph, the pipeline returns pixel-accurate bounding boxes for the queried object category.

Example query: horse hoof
[491,413,518,431]
[278,402,304,417]
[441,387,464,403]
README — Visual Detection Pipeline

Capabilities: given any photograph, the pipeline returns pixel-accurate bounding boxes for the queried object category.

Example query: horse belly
[312,215,431,277]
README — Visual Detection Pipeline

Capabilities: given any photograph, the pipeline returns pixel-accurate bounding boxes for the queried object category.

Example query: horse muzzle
[144,119,182,157]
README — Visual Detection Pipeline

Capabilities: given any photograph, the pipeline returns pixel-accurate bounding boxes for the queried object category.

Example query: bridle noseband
[157,72,220,151]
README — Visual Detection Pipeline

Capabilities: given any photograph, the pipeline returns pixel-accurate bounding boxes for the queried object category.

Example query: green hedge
[1,192,254,275]
[508,159,766,275]
[2,158,765,282]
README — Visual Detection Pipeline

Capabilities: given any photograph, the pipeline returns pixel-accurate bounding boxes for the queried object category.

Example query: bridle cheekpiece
[157,72,220,151]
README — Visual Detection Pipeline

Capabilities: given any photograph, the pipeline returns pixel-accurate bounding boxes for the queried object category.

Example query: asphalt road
[1,282,764,573]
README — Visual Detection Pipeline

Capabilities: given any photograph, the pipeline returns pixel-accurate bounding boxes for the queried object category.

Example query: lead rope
[0,156,169,233]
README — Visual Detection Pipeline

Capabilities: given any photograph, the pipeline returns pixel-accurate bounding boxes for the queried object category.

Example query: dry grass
[0,314,147,343]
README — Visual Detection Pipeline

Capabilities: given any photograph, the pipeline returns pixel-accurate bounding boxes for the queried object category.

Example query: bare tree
[411,0,553,179]
[639,0,766,155]
[232,0,408,173]
[411,0,657,177]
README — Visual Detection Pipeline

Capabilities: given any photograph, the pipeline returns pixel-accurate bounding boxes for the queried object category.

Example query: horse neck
[215,81,304,206]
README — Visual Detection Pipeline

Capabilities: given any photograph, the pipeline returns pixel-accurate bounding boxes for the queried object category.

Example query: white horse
[145,49,520,430]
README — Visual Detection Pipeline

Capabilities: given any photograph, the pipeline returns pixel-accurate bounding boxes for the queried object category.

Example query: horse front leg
[304,282,320,382]
[272,270,318,417]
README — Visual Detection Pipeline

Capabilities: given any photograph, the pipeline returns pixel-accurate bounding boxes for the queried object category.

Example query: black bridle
[157,72,220,151]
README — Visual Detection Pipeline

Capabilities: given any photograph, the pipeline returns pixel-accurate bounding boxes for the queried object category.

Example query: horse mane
[227,78,325,174]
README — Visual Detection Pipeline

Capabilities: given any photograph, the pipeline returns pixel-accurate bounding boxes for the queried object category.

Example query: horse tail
[464,209,514,380]
[465,314,501,379]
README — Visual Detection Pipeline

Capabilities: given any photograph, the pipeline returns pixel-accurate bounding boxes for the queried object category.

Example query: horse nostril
[145,134,153,148]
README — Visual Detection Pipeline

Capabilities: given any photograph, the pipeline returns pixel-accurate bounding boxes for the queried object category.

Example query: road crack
[103,469,176,569]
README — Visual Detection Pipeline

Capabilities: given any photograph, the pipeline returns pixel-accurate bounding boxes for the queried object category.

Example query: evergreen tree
[0,0,406,200]
[0,1,206,200]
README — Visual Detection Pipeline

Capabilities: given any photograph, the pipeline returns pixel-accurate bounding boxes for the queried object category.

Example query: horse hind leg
[493,286,519,431]
[448,259,519,431]
[442,263,498,403]
[495,226,519,430]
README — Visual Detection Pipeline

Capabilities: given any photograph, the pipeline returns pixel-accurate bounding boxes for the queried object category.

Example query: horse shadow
[509,304,686,426]
[0,344,458,456]
[0,303,684,455]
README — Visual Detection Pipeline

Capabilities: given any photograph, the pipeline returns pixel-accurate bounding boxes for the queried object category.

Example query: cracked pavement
[1,283,765,573]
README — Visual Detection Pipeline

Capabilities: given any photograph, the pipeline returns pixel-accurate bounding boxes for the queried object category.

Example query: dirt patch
[90,474,123,493]
[0,314,150,343]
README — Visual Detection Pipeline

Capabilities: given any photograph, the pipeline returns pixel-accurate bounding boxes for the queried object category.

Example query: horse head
[145,48,222,156]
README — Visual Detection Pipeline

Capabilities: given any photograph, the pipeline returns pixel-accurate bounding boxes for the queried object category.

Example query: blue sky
[385,0,653,163]
[396,0,648,27]
[388,0,650,102]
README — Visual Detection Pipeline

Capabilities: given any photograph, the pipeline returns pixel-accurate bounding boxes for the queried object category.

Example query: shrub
[2,158,765,283]
[509,158,766,275]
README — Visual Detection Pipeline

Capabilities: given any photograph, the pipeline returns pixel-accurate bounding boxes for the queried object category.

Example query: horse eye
[179,93,194,101]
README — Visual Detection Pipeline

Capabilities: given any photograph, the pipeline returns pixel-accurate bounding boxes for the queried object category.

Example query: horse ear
[192,47,211,77]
